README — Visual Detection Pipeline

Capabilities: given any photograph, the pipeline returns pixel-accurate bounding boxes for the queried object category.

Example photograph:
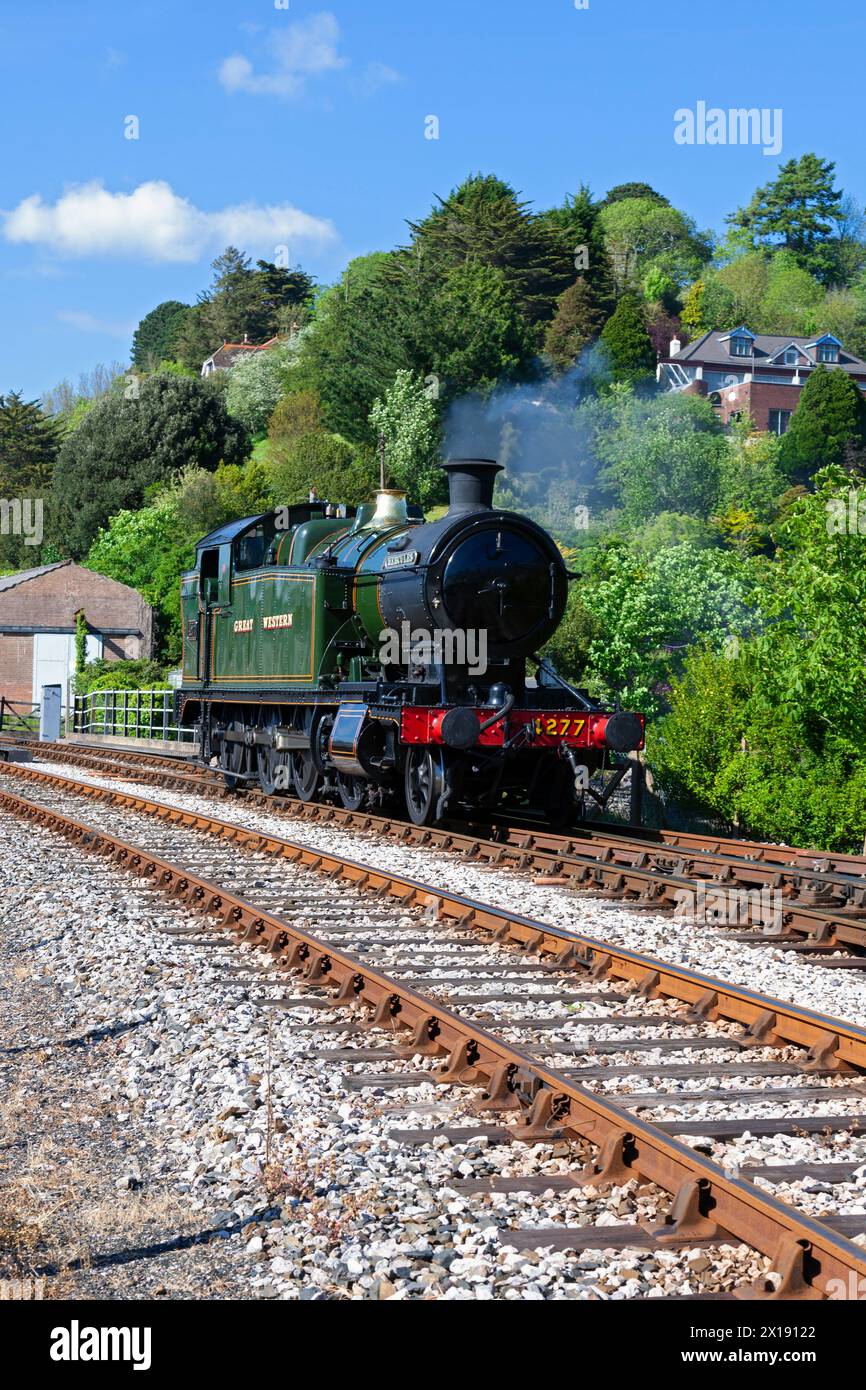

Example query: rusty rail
[1,777,865,1299]
[8,756,866,955]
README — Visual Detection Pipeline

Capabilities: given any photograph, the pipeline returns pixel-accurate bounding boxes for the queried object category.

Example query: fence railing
[70,689,196,743]
[0,697,42,735]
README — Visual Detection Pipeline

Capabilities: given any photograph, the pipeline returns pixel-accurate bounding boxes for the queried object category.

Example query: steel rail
[26,743,866,884]
[6,759,866,956]
[3,764,866,1073]
[36,739,866,870]
[1,781,865,1299]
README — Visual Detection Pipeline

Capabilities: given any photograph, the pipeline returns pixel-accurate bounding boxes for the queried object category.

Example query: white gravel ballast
[26,759,866,1028]
[0,802,783,1300]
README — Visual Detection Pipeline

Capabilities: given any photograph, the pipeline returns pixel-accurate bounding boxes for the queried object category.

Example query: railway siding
[2,769,866,1298]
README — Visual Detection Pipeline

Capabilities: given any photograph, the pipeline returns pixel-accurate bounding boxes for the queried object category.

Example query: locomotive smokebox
[441,458,504,514]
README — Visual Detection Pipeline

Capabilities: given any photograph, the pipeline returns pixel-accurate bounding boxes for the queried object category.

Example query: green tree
[826,194,866,287]
[85,495,196,661]
[715,253,770,325]
[582,543,750,714]
[726,154,844,284]
[779,363,866,480]
[269,432,377,507]
[689,255,770,333]
[174,249,314,371]
[602,183,670,208]
[0,391,61,493]
[695,275,736,331]
[369,370,443,507]
[51,372,249,556]
[168,459,276,538]
[427,262,534,389]
[403,173,573,328]
[268,390,324,452]
[543,277,606,368]
[131,300,190,370]
[758,252,824,335]
[290,254,411,446]
[599,390,727,520]
[821,285,866,360]
[680,280,707,334]
[598,198,711,296]
[651,472,866,849]
[0,392,61,567]
[714,421,786,541]
[536,185,614,309]
[541,585,603,681]
[599,296,656,383]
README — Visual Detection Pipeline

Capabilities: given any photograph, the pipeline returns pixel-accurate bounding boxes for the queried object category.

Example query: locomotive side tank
[177,458,645,825]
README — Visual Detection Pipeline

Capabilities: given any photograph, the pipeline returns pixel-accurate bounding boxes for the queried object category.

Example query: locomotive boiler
[176,458,644,825]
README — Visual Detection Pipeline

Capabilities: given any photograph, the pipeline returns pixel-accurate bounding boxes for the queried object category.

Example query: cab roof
[195,515,270,550]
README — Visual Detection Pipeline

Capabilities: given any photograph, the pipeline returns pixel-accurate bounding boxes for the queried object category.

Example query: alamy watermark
[673,880,784,936]
[674,102,783,157]
[0,497,43,546]
[826,490,866,535]
[379,621,488,676]
[1,1276,44,1300]
[50,1321,152,1371]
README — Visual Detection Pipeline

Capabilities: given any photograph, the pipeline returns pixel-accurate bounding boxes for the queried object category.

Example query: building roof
[669,329,866,373]
[201,337,279,371]
[0,560,70,594]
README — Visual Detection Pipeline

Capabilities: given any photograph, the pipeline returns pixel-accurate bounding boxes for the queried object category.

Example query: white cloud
[354,62,402,98]
[2,180,337,263]
[57,310,135,337]
[219,12,347,99]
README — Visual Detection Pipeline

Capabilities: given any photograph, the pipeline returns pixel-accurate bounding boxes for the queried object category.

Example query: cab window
[235,523,270,572]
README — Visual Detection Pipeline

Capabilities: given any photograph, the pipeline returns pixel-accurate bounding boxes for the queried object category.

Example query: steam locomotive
[176,458,644,825]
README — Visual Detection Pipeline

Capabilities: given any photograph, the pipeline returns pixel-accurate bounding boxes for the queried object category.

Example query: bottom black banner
[0,1291,858,1376]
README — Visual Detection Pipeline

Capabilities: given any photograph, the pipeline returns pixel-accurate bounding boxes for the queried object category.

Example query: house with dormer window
[658,328,866,433]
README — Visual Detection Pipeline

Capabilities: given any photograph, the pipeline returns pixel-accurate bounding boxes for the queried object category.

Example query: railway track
[12,748,866,961]
[2,764,866,1299]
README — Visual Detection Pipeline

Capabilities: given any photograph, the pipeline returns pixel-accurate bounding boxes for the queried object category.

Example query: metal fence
[70,689,196,743]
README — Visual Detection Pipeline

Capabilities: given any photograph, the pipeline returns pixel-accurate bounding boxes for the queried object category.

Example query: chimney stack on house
[669,335,682,356]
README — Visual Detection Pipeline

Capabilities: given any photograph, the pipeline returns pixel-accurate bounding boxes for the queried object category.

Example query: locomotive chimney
[441,458,503,514]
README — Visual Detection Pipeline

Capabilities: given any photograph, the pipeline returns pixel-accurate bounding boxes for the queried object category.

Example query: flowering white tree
[369,369,442,507]
[225,341,297,436]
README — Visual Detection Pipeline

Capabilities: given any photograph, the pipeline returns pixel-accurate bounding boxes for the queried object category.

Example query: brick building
[657,327,866,433]
[0,561,154,708]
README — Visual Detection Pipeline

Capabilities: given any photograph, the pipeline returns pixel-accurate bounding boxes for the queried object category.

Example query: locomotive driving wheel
[336,773,367,812]
[291,708,324,803]
[219,718,249,792]
[404,746,445,826]
[256,707,289,796]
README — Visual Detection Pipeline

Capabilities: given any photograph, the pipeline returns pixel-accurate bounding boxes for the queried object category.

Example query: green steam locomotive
[176,458,644,825]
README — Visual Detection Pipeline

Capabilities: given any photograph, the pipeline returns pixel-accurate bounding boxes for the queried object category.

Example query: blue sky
[1,0,862,401]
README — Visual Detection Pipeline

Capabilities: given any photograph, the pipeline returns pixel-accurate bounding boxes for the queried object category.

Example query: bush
[268,390,324,450]
[269,431,378,507]
[85,499,195,663]
[74,658,169,695]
